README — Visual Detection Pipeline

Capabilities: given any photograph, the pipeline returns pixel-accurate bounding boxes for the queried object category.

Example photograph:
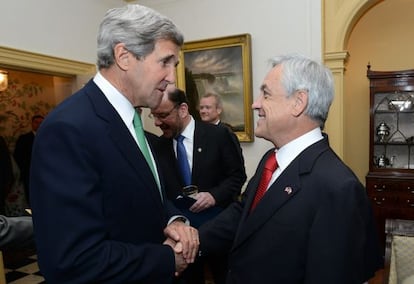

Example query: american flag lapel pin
[284,186,293,195]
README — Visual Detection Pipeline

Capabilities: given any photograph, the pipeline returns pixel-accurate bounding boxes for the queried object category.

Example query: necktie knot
[264,153,278,172]
[176,135,185,143]
[133,111,143,129]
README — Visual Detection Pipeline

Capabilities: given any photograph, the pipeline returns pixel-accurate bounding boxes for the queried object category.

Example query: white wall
[138,0,322,180]
[0,0,322,181]
[0,0,123,63]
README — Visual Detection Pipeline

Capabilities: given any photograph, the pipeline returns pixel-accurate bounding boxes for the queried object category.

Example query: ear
[113,43,130,71]
[292,90,308,117]
[178,103,190,118]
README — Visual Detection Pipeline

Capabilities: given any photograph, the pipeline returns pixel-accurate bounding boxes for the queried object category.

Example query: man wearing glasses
[150,86,246,284]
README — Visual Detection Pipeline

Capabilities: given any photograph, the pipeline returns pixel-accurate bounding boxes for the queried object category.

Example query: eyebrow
[260,84,268,92]
[161,54,179,66]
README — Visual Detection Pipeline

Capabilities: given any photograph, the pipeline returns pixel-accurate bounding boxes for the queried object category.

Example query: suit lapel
[232,138,330,249]
[192,121,207,183]
[161,138,183,186]
[85,81,163,207]
[233,163,301,248]
[145,135,172,202]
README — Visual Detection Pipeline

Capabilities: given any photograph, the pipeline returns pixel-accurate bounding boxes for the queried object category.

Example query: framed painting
[177,33,254,142]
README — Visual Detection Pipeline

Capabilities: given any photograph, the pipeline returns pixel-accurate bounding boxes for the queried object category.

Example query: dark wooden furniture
[366,66,414,252]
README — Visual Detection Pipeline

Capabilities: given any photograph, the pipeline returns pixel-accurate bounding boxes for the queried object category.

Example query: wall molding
[0,46,96,77]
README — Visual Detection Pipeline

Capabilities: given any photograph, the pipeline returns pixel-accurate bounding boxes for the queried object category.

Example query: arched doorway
[323,0,382,159]
[323,0,414,182]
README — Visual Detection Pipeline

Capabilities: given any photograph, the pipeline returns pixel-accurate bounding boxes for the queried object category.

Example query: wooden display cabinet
[365,65,414,251]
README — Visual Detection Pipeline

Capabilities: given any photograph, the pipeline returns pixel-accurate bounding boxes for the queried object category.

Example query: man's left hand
[190,192,216,213]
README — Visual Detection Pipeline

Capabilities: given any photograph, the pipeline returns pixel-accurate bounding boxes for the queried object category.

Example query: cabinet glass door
[373,92,414,169]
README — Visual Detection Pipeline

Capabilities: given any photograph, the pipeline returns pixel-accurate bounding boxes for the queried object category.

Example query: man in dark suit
[0,136,13,214]
[198,92,244,162]
[150,87,247,284]
[199,54,383,284]
[30,5,198,284]
[13,114,43,206]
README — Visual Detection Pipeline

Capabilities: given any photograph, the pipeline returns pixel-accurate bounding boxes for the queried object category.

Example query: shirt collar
[276,127,323,171]
[93,72,135,127]
[180,116,195,140]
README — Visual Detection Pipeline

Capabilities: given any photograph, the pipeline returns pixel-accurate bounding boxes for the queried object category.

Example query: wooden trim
[0,46,96,77]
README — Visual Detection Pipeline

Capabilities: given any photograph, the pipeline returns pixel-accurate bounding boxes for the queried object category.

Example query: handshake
[163,218,200,276]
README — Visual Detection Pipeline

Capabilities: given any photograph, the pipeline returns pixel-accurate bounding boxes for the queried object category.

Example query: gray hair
[201,92,223,109]
[269,54,334,129]
[97,4,184,69]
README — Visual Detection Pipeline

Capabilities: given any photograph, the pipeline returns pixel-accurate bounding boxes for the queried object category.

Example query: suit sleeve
[208,127,247,207]
[0,215,34,249]
[198,199,244,255]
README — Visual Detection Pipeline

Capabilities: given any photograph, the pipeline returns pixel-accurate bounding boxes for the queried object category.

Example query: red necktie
[250,153,278,211]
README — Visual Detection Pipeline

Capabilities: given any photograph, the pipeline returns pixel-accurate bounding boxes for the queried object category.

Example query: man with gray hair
[199,54,382,283]
[31,5,198,283]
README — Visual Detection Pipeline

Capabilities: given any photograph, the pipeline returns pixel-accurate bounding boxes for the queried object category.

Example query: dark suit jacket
[153,120,246,227]
[0,136,13,214]
[217,122,245,166]
[30,80,182,284]
[199,137,383,284]
[14,131,35,192]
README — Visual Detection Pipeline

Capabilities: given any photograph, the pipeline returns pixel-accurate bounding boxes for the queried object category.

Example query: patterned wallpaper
[0,69,74,152]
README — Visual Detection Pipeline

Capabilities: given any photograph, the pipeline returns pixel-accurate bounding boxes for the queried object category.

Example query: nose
[165,65,176,84]
[252,95,262,110]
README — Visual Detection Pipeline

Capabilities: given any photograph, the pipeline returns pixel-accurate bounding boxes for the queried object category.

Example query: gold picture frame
[177,34,254,142]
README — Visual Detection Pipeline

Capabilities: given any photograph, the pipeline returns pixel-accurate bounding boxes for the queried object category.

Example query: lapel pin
[284,187,293,195]
[198,147,202,152]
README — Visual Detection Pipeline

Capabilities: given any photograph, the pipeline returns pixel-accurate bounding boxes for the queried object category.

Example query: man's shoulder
[146,132,172,149]
[218,121,235,132]
[195,120,227,135]
[145,130,160,141]
[16,132,34,141]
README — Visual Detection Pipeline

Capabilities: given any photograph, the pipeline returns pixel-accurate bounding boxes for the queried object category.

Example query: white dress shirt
[267,127,323,190]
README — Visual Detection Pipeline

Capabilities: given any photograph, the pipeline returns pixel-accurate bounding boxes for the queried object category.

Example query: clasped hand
[163,220,199,276]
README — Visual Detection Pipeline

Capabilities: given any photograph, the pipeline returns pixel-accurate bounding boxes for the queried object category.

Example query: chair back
[0,251,6,284]
[384,219,414,284]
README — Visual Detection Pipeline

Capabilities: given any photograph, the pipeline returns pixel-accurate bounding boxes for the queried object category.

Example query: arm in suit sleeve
[0,215,34,249]
[198,199,244,255]
[207,127,247,207]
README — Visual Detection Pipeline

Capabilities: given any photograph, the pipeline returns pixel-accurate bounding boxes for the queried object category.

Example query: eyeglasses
[149,105,178,120]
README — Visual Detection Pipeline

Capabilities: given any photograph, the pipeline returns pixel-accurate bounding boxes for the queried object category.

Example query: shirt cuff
[168,215,190,225]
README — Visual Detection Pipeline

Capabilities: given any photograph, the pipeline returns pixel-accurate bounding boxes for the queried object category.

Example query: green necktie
[133,111,161,192]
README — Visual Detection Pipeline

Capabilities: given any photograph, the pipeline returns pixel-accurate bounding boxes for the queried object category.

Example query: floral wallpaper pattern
[0,69,74,215]
[0,76,55,152]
